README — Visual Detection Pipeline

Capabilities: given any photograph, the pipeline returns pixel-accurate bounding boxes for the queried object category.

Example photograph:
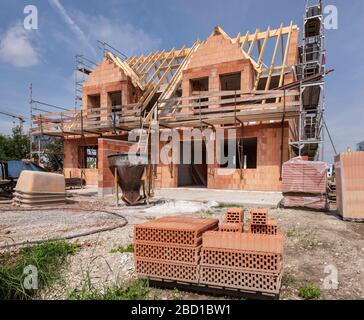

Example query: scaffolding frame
[290,0,326,160]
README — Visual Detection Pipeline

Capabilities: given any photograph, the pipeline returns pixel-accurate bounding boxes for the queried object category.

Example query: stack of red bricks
[134,209,284,296]
[335,151,364,221]
[134,216,219,283]
[282,157,328,210]
[248,208,278,235]
[199,207,283,295]
[219,207,244,232]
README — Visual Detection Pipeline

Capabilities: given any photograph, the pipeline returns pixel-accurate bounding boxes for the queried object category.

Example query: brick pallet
[134,209,284,297]
[134,216,218,283]
[199,231,283,295]
[282,157,328,210]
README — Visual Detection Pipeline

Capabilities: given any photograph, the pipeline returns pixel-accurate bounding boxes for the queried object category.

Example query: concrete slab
[155,188,283,208]
[67,186,283,208]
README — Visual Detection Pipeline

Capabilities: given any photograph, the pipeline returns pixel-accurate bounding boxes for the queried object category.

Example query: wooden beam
[264,24,283,94]
[253,26,271,90]
[141,50,166,82]
[237,24,299,43]
[277,21,293,100]
[247,28,259,56]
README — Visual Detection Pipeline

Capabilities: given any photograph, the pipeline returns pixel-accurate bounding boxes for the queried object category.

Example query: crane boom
[0,110,26,123]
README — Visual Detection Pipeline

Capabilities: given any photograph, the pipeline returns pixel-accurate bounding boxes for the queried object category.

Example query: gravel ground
[0,195,363,300]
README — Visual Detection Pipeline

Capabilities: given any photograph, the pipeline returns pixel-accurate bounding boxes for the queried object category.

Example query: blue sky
[0,0,362,162]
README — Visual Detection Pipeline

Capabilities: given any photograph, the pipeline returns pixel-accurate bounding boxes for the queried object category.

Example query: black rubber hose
[0,207,128,250]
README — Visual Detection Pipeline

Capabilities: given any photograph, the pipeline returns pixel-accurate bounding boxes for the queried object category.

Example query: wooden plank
[264,24,283,94]
[159,91,298,109]
[237,24,298,43]
[278,21,293,88]
[160,101,300,119]
[166,89,298,103]
[247,28,259,56]
[253,26,271,90]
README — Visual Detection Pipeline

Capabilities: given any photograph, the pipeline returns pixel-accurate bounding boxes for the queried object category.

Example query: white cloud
[75,14,162,57]
[48,0,161,58]
[0,23,40,67]
[48,0,97,57]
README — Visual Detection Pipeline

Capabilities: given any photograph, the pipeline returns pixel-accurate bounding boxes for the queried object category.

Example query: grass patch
[298,284,321,300]
[0,241,78,300]
[110,243,134,254]
[213,203,243,209]
[69,278,149,300]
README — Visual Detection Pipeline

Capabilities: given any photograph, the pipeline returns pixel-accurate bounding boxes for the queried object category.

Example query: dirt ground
[0,193,363,300]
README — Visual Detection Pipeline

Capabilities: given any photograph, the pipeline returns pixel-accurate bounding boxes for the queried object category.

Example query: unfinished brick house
[33,18,326,196]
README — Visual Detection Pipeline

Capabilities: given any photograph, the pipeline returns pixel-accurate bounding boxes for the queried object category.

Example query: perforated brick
[134,216,219,246]
[202,231,284,254]
[134,243,201,264]
[224,208,244,223]
[199,266,282,294]
[136,259,199,283]
[249,219,278,235]
[251,208,268,225]
[219,223,243,233]
[200,247,282,272]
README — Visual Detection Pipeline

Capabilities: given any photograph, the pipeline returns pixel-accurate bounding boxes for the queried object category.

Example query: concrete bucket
[108,153,153,205]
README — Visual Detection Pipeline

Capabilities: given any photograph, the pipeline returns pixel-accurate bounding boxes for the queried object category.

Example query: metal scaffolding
[290,0,326,160]
[75,55,96,109]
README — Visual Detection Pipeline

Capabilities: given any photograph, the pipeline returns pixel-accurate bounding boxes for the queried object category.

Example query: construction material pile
[282,157,328,210]
[134,216,219,283]
[248,208,278,235]
[134,208,283,297]
[13,171,67,207]
[335,152,364,222]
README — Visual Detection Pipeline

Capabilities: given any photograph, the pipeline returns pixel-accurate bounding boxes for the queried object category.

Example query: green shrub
[110,243,134,253]
[298,284,321,300]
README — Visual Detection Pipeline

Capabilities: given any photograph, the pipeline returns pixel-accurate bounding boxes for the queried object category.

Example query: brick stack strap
[199,231,284,295]
[219,207,244,233]
[248,208,278,235]
[282,157,328,210]
[134,216,219,283]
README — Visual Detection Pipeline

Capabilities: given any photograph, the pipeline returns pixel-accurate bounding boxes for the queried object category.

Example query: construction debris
[13,171,67,207]
[335,151,364,221]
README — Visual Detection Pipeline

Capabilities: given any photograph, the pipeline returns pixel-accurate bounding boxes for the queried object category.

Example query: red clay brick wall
[187,34,247,69]
[82,59,143,119]
[97,138,133,196]
[63,136,98,185]
[208,123,289,191]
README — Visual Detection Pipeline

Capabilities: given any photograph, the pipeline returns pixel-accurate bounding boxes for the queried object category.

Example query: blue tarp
[7,160,47,179]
